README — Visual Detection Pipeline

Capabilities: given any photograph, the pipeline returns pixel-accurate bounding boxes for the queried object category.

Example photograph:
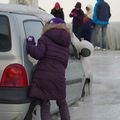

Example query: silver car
[0,4,91,120]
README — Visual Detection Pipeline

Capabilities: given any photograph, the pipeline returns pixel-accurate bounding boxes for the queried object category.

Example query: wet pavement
[54,50,120,120]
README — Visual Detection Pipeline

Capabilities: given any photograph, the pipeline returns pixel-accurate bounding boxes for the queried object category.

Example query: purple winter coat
[26,28,71,100]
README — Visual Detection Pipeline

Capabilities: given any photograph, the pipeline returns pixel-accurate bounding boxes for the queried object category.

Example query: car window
[23,20,43,42]
[0,15,11,52]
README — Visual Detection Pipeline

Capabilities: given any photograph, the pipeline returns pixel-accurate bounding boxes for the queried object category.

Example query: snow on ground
[53,50,120,120]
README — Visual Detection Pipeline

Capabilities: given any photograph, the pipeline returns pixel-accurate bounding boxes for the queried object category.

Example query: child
[24,18,71,120]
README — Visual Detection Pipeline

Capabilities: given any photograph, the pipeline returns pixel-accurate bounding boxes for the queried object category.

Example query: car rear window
[0,15,11,52]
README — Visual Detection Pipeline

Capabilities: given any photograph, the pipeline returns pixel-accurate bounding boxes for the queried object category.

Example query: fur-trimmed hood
[43,23,70,34]
[42,23,71,47]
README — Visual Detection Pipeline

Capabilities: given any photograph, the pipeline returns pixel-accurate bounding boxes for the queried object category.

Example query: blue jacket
[93,0,111,24]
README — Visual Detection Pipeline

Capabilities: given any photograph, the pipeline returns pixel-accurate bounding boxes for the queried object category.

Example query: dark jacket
[69,8,84,27]
[51,8,64,20]
[93,0,111,24]
[82,16,95,41]
[26,24,71,100]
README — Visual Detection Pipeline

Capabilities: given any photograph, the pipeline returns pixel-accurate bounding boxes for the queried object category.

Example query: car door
[0,14,11,80]
[65,44,86,104]
[13,14,44,83]
[23,19,44,67]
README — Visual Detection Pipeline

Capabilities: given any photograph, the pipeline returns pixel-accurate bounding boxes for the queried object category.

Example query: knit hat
[75,2,81,8]
[54,2,61,9]
[48,18,65,24]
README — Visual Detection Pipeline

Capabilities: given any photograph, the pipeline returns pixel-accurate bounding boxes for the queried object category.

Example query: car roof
[0,3,54,22]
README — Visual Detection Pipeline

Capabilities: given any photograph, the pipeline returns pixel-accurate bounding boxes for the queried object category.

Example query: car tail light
[0,64,28,87]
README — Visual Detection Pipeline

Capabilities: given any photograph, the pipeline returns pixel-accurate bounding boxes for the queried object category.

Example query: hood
[54,2,61,9]
[75,2,81,8]
[43,24,71,47]
[86,4,93,13]
[86,4,93,18]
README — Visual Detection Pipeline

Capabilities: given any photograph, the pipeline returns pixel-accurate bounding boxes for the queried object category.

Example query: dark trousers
[24,99,70,120]
[73,25,83,41]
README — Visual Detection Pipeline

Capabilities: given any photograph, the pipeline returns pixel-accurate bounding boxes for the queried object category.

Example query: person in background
[51,2,64,20]
[85,4,93,19]
[82,5,94,42]
[24,18,71,120]
[93,0,111,49]
[69,2,84,41]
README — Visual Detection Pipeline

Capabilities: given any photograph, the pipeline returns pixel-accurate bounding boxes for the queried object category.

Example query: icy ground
[53,50,120,120]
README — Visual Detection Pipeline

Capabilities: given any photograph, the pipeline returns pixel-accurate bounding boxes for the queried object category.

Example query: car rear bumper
[0,103,30,120]
[0,87,30,104]
[0,87,31,120]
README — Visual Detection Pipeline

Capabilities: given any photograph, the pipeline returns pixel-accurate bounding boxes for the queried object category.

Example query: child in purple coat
[24,18,71,120]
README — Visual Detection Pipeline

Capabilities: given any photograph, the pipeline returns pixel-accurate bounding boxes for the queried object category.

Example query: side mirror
[80,48,91,57]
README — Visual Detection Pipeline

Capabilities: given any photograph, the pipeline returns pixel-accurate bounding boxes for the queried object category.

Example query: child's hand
[26,36,36,45]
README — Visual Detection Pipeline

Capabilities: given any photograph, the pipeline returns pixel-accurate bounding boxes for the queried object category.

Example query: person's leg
[90,28,97,47]
[73,26,79,40]
[73,25,82,41]
[56,99,70,120]
[95,24,102,48]
[72,24,76,34]
[89,28,94,42]
[77,26,83,41]
[102,24,108,49]
[40,100,51,120]
[24,99,38,120]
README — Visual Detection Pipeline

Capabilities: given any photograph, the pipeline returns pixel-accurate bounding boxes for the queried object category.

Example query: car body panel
[0,103,29,120]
